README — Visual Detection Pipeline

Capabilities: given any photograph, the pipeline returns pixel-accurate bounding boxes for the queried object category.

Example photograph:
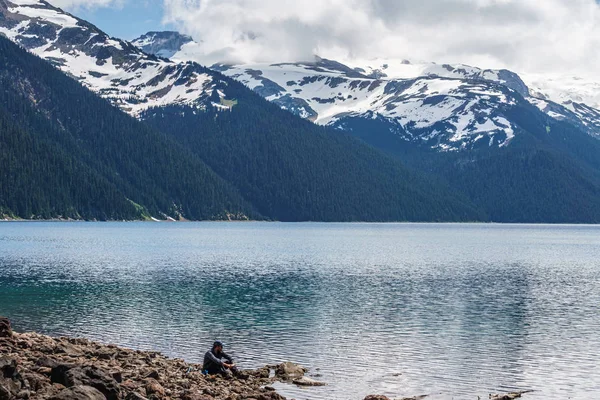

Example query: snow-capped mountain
[137,33,600,148]
[521,73,600,136]
[131,31,193,60]
[347,59,530,97]
[0,0,230,115]
[211,59,520,151]
[346,59,600,139]
[2,0,598,153]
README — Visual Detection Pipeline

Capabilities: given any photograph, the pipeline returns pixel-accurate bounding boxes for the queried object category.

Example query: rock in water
[364,396,391,400]
[275,362,306,380]
[0,317,12,338]
[292,376,326,386]
[489,391,533,400]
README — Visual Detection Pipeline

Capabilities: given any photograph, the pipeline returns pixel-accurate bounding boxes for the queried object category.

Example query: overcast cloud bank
[55,0,600,77]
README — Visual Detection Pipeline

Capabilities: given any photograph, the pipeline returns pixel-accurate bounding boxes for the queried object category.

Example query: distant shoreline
[2,219,600,226]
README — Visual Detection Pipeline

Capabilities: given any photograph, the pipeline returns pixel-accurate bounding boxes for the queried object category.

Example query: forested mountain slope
[142,76,482,222]
[0,35,255,220]
[404,100,600,223]
[0,35,481,221]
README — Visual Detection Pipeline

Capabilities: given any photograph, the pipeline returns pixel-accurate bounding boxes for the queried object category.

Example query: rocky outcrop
[272,362,325,387]
[0,319,292,400]
[274,362,306,380]
[0,318,12,338]
[489,391,533,400]
[49,385,106,400]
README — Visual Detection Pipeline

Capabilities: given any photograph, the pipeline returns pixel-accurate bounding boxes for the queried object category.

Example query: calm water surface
[0,222,599,399]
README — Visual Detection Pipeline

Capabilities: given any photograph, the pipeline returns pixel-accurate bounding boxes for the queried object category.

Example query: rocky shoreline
[0,318,533,400]
[0,317,319,400]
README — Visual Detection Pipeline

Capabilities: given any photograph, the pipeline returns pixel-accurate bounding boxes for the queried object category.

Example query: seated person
[203,341,238,377]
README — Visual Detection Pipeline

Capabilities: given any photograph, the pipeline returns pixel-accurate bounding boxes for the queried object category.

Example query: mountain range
[0,0,480,222]
[1,0,600,222]
[146,32,600,147]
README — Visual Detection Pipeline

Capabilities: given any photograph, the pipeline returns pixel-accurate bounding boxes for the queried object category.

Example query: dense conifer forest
[336,95,600,223]
[0,36,479,221]
[0,36,255,220]
[142,77,481,222]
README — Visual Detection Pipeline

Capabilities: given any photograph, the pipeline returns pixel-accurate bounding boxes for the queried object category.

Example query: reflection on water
[1,222,600,399]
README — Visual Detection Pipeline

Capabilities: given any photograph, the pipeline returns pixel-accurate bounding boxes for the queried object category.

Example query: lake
[1,222,599,399]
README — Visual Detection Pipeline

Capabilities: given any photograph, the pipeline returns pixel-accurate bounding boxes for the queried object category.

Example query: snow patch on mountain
[8,3,78,27]
[519,73,600,138]
[522,73,600,109]
[0,1,229,116]
[355,59,600,138]
[129,30,600,146]
[214,59,519,151]
[131,31,193,60]
[338,58,530,98]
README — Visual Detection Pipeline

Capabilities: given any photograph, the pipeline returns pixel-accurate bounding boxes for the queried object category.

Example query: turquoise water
[1,222,599,399]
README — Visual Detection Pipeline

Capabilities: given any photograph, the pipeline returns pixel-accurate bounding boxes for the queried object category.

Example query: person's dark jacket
[203,348,234,374]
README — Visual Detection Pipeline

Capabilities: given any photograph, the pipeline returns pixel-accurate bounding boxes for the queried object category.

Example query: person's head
[213,340,224,352]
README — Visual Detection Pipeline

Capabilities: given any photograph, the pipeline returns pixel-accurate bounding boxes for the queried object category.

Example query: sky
[51,0,600,77]
[52,0,172,39]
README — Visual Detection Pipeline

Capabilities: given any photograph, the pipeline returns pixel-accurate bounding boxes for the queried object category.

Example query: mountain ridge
[137,31,600,146]
[131,31,194,59]
[0,0,231,116]
[3,0,599,151]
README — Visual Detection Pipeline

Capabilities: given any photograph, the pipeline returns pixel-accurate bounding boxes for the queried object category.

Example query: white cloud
[162,0,600,77]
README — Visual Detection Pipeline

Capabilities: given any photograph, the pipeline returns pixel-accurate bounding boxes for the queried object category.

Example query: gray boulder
[292,376,326,386]
[0,318,12,338]
[0,357,23,400]
[50,365,119,400]
[49,385,106,400]
[274,362,306,380]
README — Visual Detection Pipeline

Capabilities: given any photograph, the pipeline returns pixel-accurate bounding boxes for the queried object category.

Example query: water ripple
[1,222,600,399]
